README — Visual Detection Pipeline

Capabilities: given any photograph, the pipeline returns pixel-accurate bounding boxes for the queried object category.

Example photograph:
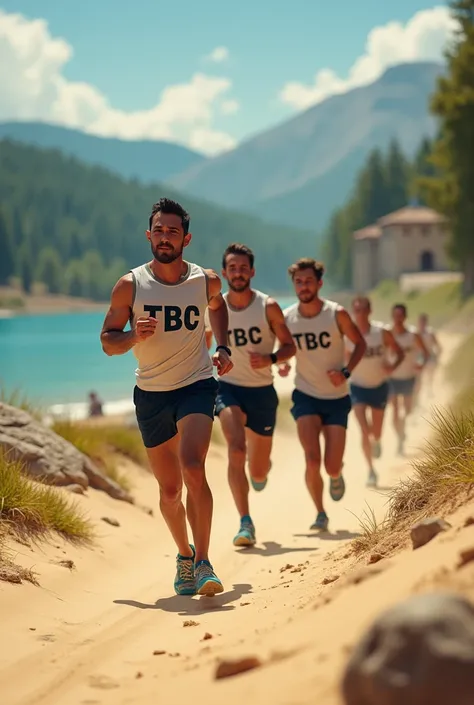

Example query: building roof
[353,225,382,241]
[377,206,447,227]
[353,206,447,241]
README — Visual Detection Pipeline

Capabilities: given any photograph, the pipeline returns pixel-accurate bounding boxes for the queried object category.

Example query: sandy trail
[0,332,466,705]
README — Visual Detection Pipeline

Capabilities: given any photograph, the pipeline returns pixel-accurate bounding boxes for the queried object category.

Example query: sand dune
[0,331,471,705]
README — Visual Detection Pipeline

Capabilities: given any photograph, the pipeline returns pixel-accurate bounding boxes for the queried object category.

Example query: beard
[228,278,250,292]
[151,241,183,264]
[297,290,317,303]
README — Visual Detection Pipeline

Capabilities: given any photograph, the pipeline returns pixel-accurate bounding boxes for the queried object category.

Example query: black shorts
[290,389,352,428]
[388,377,416,398]
[215,381,279,436]
[350,381,389,410]
[133,377,218,448]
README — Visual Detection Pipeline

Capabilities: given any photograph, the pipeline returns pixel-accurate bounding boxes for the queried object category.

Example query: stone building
[352,205,451,293]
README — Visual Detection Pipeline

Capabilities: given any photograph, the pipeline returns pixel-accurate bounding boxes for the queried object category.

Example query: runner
[100,197,233,596]
[414,312,442,403]
[281,258,366,531]
[388,303,429,456]
[215,243,296,547]
[346,296,404,487]
[204,308,213,350]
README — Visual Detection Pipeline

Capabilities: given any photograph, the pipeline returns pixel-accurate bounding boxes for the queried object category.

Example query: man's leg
[219,405,249,518]
[296,415,327,528]
[353,404,372,472]
[246,429,273,485]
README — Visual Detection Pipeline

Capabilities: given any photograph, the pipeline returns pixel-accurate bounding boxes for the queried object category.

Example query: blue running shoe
[329,474,346,502]
[195,560,224,596]
[250,476,267,492]
[174,545,196,595]
[233,519,256,547]
[371,439,382,459]
[310,512,329,531]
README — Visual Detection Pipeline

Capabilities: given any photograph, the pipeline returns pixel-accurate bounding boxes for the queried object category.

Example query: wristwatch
[216,345,232,356]
[341,367,351,379]
[270,353,278,365]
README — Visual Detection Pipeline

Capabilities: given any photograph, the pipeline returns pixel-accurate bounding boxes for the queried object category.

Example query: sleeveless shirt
[390,325,419,381]
[346,321,388,388]
[223,290,276,387]
[420,327,437,360]
[284,299,348,400]
[130,262,212,392]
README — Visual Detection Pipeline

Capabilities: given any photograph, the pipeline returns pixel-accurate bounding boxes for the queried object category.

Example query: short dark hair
[222,243,254,269]
[288,257,325,281]
[149,198,190,234]
[393,303,407,316]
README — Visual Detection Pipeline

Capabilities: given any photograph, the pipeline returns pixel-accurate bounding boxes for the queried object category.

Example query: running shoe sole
[197,579,224,596]
[233,534,256,547]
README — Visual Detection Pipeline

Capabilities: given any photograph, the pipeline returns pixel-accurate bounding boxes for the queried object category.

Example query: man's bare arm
[205,269,229,349]
[100,275,137,356]
[266,299,296,363]
[336,308,367,373]
[382,328,405,373]
[414,331,430,367]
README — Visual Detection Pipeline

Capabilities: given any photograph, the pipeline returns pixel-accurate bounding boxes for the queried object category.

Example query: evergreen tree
[422,0,474,296]
[18,243,34,293]
[385,139,409,212]
[64,260,87,297]
[0,208,15,285]
[37,247,64,294]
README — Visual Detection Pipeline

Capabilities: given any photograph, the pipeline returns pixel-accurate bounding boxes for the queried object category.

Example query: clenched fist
[134,316,157,342]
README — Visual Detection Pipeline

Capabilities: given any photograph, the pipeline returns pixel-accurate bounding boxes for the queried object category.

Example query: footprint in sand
[88,674,120,690]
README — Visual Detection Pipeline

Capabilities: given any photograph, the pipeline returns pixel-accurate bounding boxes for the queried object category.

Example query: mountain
[168,62,444,231]
[0,122,206,183]
[0,139,315,298]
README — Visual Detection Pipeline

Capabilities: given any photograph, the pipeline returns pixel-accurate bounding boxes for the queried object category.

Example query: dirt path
[0,332,464,705]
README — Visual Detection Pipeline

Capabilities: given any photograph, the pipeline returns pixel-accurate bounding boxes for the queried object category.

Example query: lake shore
[0,286,107,316]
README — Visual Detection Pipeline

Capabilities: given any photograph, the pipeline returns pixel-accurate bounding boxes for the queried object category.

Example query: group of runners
[100,198,441,597]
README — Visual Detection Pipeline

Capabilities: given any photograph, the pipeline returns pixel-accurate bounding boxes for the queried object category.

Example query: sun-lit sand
[0,331,472,705]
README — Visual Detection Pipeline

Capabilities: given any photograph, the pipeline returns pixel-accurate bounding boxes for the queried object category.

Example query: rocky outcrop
[341,592,474,705]
[0,402,132,503]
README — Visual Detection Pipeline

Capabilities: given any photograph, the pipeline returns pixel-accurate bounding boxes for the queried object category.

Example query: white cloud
[0,10,237,155]
[280,6,457,110]
[220,99,240,115]
[205,46,229,63]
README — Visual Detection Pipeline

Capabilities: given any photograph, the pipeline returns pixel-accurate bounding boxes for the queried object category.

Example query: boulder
[0,402,132,503]
[341,592,474,705]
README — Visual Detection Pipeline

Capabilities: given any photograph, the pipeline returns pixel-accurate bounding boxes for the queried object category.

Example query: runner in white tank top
[215,243,295,548]
[388,303,429,455]
[280,258,366,532]
[346,296,404,487]
[414,312,442,403]
[100,197,233,598]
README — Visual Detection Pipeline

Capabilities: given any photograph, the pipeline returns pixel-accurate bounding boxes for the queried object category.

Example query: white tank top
[284,299,348,400]
[223,290,276,387]
[130,262,213,392]
[346,321,388,388]
[390,326,419,380]
[421,327,437,360]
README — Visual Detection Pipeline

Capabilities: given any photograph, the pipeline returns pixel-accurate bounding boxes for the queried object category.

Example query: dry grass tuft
[51,419,146,491]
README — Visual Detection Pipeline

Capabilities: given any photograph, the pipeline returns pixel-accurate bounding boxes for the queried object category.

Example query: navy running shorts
[215,381,279,436]
[290,389,352,428]
[133,377,218,448]
[388,377,416,398]
[350,381,389,410]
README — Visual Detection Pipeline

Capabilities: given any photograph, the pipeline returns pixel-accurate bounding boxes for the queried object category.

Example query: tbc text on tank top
[284,299,348,400]
[346,321,388,388]
[223,290,276,387]
[130,262,213,392]
[390,326,419,380]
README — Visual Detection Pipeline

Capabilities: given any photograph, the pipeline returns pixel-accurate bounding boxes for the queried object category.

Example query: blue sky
[0,1,453,154]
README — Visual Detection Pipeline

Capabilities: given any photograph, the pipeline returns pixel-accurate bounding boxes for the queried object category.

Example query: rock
[153,650,166,655]
[368,553,384,565]
[410,517,452,549]
[202,632,213,641]
[458,546,474,568]
[464,516,474,527]
[64,484,85,495]
[322,574,339,585]
[341,592,474,705]
[0,403,132,503]
[215,656,262,680]
[101,517,120,527]
[183,620,199,627]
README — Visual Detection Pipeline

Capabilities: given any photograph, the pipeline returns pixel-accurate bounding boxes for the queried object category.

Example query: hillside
[0,140,315,299]
[168,62,443,230]
[0,122,206,184]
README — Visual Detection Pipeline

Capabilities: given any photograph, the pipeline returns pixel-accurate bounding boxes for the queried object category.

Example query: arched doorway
[420,250,435,272]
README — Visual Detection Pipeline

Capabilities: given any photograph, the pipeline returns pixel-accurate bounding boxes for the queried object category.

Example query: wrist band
[216,345,232,356]
[270,352,278,365]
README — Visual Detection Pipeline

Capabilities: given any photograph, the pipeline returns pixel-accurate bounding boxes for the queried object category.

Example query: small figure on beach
[88,391,104,417]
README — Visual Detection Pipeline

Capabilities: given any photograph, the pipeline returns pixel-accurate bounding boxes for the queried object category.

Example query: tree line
[322,0,474,296]
[0,140,315,300]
